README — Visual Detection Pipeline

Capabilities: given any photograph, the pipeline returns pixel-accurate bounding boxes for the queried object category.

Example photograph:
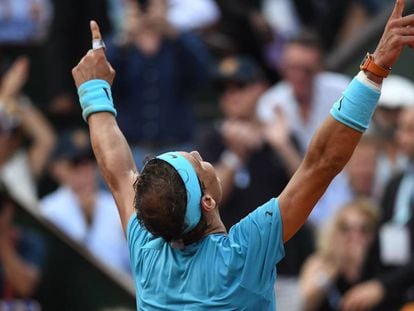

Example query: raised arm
[71,21,137,231]
[0,57,56,178]
[278,0,414,242]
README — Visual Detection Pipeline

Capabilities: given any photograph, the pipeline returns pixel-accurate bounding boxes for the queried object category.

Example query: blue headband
[156,152,202,234]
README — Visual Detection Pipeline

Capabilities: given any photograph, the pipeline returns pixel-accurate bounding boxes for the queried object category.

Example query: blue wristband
[330,75,381,132]
[77,79,117,122]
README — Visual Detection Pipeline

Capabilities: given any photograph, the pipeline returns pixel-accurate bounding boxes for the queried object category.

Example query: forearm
[302,284,329,311]
[300,259,337,311]
[19,101,56,177]
[88,113,137,228]
[88,113,137,191]
[282,119,362,239]
[279,71,381,241]
[0,247,40,297]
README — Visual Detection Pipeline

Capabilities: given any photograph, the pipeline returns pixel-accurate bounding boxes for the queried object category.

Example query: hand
[222,120,263,161]
[0,57,29,101]
[72,21,116,88]
[373,0,414,70]
[340,280,385,311]
[263,106,291,148]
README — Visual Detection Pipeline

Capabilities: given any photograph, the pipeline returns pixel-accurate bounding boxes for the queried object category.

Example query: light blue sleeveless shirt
[127,198,285,310]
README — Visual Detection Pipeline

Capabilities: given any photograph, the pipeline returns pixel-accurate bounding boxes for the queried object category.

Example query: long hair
[317,197,379,257]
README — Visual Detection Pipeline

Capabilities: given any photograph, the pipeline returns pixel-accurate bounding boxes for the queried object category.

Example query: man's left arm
[278,0,414,242]
[72,21,137,231]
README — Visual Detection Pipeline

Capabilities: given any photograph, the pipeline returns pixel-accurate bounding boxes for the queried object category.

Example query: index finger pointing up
[90,20,102,40]
[390,0,405,19]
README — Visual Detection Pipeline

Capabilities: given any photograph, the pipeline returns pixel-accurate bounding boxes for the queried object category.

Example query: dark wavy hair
[134,158,207,243]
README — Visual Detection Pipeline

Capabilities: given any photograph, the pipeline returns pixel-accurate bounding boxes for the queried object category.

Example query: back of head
[134,159,187,242]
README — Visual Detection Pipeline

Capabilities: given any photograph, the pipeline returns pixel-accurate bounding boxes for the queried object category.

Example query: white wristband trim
[356,71,382,92]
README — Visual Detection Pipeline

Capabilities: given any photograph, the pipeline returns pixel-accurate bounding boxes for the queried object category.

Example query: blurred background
[0,0,414,310]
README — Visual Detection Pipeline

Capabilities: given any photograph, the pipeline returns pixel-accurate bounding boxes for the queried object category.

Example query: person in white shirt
[257,32,351,227]
[40,129,130,274]
[257,32,350,152]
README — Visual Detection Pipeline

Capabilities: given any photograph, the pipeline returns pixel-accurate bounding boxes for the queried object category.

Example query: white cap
[378,75,414,108]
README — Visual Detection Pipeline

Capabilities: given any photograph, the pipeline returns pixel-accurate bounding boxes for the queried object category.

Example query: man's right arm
[88,114,138,231]
[72,21,137,231]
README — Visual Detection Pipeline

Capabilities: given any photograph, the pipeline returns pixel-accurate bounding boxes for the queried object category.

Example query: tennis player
[72,1,414,309]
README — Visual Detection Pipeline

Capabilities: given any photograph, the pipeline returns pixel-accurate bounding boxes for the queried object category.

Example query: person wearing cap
[72,0,414,308]
[40,129,130,274]
[199,55,301,221]
[370,75,414,197]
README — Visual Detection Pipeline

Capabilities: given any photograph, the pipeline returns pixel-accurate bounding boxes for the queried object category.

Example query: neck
[182,211,227,245]
[202,210,227,237]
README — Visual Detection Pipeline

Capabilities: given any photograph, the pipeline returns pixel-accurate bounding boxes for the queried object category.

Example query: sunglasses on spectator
[283,64,318,75]
[337,221,373,235]
[219,81,250,92]
[69,154,94,166]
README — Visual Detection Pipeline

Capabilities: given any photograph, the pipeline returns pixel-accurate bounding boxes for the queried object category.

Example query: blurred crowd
[1,0,414,310]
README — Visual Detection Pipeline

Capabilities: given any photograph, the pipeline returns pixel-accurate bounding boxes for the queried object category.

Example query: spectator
[300,199,380,311]
[197,56,313,311]
[370,75,414,198]
[310,136,381,227]
[257,32,351,228]
[198,55,301,226]
[345,136,380,199]
[257,32,350,151]
[40,129,130,273]
[340,105,414,311]
[107,0,210,167]
[0,189,45,310]
[0,57,56,208]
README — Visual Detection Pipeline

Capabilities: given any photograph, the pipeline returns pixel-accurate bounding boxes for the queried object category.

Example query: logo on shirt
[265,211,273,217]
[338,97,344,111]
